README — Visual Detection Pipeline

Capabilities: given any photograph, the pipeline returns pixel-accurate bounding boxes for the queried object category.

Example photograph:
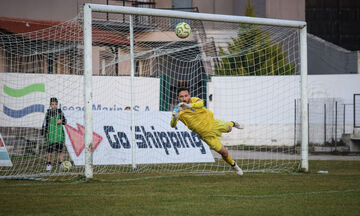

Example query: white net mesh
[0,9,303,180]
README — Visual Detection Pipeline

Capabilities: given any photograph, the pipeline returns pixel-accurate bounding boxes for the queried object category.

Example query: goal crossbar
[86,4,306,28]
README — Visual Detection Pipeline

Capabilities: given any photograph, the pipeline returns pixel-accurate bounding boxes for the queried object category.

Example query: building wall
[0,0,304,21]
[193,0,304,20]
[308,34,358,74]
[155,0,171,8]
[0,0,146,21]
[193,0,266,17]
[0,0,78,21]
[210,75,360,145]
[266,0,305,21]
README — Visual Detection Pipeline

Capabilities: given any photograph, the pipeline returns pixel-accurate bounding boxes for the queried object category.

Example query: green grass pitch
[1,160,359,216]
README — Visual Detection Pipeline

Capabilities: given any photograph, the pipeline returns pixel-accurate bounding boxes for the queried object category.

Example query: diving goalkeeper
[170,87,244,175]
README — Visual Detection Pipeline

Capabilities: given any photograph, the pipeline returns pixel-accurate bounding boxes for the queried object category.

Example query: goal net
[0,5,307,180]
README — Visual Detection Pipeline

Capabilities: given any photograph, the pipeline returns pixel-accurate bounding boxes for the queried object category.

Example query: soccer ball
[61,161,72,171]
[175,22,191,39]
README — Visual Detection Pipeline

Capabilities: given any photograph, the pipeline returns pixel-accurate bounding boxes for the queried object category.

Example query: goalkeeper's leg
[218,145,243,175]
[218,146,235,165]
[214,120,244,134]
[225,121,244,131]
[202,136,243,176]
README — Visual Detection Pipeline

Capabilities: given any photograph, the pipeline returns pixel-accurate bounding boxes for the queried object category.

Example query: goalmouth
[0,4,308,181]
[82,4,309,179]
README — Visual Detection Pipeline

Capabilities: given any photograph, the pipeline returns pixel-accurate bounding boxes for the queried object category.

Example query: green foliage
[245,0,256,17]
[214,1,296,76]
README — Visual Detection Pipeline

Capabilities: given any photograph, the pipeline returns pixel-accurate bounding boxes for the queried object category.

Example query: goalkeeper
[170,88,244,175]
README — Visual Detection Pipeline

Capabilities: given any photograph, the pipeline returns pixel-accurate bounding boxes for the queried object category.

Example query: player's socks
[232,121,244,129]
[222,154,235,166]
[226,121,235,128]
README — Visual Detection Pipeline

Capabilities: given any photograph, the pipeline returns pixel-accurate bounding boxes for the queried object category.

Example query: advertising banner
[0,73,159,127]
[63,111,215,165]
[0,133,13,167]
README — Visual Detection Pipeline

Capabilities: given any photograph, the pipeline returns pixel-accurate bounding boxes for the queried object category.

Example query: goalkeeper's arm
[181,98,204,110]
[191,98,204,108]
[170,111,179,128]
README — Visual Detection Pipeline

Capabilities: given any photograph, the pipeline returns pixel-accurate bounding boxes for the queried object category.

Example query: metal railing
[296,98,354,146]
[354,94,360,128]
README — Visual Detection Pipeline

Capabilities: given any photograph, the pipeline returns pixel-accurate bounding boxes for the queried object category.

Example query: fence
[354,94,360,128]
[296,98,354,146]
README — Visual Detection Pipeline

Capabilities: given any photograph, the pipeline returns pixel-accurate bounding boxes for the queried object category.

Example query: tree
[214,0,296,76]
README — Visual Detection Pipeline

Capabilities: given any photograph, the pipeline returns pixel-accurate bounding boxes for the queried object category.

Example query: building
[0,0,358,76]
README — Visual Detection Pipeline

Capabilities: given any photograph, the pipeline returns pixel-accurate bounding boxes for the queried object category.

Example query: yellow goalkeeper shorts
[200,119,230,152]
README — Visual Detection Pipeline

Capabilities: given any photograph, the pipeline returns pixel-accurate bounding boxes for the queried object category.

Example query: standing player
[170,88,244,175]
[41,97,67,171]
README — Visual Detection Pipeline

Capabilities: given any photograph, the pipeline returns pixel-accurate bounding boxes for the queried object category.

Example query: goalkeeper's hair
[177,87,190,96]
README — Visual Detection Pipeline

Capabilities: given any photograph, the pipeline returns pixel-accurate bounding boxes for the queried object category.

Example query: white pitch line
[209,189,360,199]
[0,189,358,199]
[0,173,222,187]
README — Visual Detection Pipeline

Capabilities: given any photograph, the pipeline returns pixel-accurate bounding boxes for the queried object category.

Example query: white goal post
[82,4,309,179]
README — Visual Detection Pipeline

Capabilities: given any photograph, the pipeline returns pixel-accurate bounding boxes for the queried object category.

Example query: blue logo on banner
[3,83,45,118]
[3,104,44,118]
[104,125,206,155]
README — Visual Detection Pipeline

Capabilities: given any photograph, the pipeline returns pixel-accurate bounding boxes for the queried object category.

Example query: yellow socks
[222,154,235,166]
[226,121,235,128]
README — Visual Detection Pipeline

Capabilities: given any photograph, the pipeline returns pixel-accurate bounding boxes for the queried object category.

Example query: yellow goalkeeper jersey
[171,97,214,137]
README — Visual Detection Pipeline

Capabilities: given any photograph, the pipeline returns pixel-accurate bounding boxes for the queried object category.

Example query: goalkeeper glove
[172,104,181,120]
[172,111,179,120]
[179,102,192,110]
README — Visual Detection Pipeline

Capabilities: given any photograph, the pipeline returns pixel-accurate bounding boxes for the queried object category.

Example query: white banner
[0,73,160,127]
[0,133,13,167]
[63,111,214,165]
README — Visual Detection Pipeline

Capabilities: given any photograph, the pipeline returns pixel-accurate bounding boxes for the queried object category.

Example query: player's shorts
[200,119,230,152]
[47,142,64,153]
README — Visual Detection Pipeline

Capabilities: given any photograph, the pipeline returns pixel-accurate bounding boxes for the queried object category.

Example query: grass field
[1,160,360,216]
